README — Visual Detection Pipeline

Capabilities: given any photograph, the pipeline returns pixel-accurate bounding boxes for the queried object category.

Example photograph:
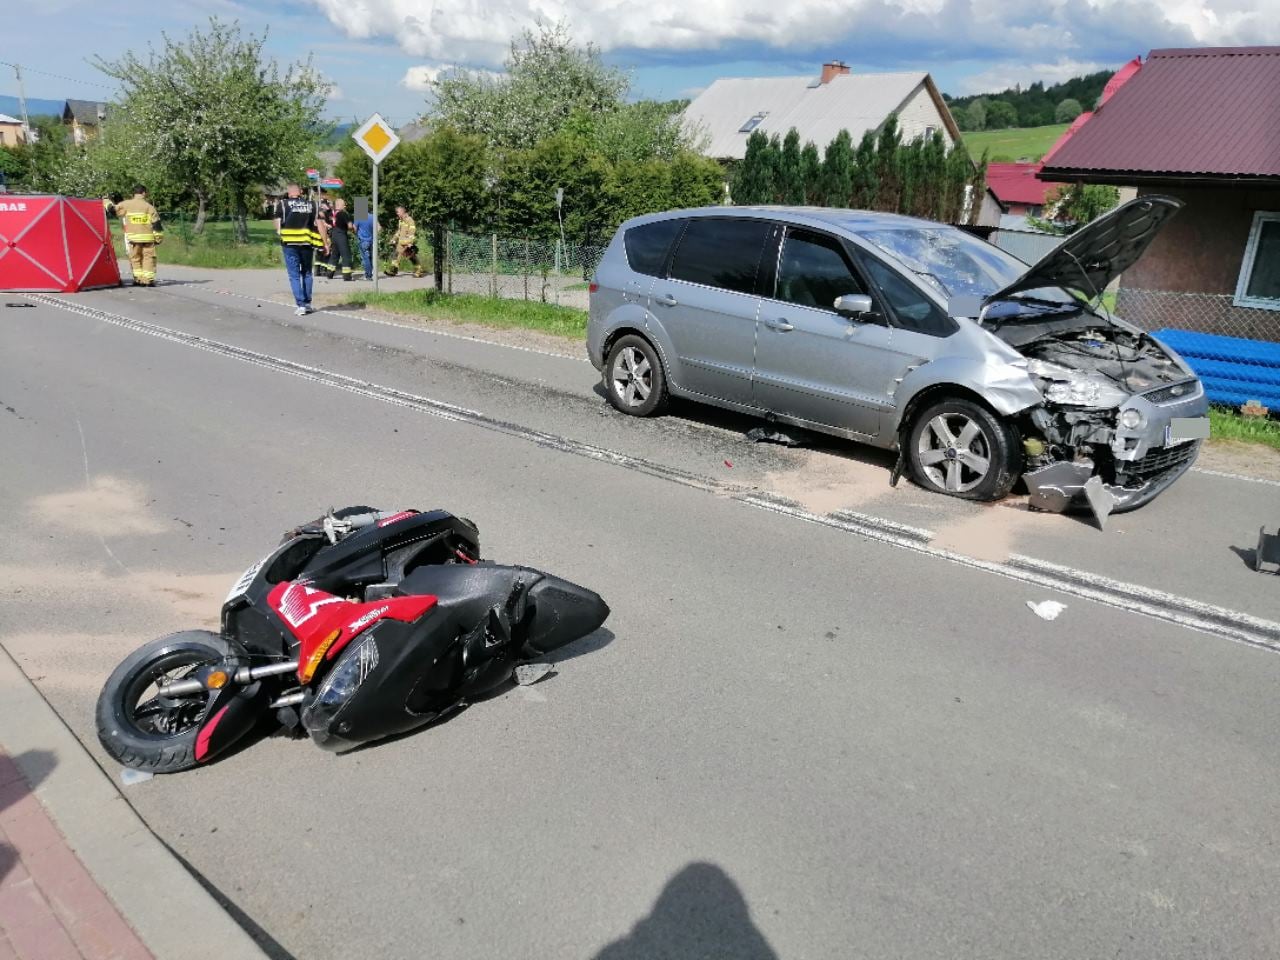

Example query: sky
[5,0,1278,127]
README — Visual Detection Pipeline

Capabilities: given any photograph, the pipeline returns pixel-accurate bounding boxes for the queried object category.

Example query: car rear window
[668,219,772,295]
[624,219,685,277]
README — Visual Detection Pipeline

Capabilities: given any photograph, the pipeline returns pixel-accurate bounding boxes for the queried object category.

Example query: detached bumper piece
[1256,526,1280,575]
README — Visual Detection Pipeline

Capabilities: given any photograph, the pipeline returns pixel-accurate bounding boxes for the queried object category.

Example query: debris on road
[746,425,808,447]
[1083,476,1120,529]
[1255,525,1280,574]
[5,302,36,308]
[1026,600,1067,621]
[514,663,554,685]
[120,768,154,786]
[724,459,733,468]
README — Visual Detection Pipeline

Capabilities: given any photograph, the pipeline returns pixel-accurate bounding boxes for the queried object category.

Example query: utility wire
[0,60,117,93]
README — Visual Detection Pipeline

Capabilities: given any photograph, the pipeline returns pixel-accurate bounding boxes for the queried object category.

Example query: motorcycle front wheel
[96,631,230,773]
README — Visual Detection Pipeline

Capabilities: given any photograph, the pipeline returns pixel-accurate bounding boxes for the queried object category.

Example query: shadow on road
[0,748,57,884]
[594,862,778,960]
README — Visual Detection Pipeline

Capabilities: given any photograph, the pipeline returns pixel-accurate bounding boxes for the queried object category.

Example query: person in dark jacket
[326,198,355,281]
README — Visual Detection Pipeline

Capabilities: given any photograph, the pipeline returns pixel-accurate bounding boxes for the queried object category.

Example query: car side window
[861,257,957,337]
[667,218,771,296]
[775,228,869,311]
[624,219,685,277]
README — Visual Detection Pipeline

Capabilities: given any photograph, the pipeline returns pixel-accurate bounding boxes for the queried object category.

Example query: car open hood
[984,195,1183,304]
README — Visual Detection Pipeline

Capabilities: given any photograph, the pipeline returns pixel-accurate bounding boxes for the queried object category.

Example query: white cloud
[309,0,1280,70]
[326,82,346,101]
[401,65,443,91]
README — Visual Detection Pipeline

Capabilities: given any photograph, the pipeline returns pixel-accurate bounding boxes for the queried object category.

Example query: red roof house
[985,162,1059,217]
[1040,46,1280,341]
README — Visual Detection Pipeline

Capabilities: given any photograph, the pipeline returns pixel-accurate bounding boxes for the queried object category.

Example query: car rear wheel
[906,398,1019,502]
[605,335,668,417]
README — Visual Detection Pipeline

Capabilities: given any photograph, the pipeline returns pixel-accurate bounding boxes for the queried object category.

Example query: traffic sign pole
[352,113,401,296]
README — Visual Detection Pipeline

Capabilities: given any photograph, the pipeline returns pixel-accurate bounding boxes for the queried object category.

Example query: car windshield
[859,226,1075,307]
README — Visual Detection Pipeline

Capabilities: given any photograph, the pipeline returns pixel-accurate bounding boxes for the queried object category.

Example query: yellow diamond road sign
[353,113,400,164]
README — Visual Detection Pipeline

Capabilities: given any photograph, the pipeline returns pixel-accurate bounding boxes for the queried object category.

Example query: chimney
[820,60,850,84]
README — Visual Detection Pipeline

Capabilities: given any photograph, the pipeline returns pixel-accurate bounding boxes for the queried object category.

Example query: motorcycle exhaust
[157,660,299,697]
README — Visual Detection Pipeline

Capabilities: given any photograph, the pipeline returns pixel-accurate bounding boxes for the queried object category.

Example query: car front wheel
[605,335,668,417]
[906,398,1020,501]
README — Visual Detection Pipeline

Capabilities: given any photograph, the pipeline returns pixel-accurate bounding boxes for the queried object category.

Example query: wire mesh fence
[440,231,605,310]
[1114,288,1279,343]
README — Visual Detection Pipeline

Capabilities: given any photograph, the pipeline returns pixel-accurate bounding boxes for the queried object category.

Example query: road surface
[2,278,1278,959]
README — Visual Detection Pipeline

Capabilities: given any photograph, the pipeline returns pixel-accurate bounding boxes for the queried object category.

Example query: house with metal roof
[1039,46,1280,341]
[62,100,109,145]
[682,62,962,161]
[0,113,25,148]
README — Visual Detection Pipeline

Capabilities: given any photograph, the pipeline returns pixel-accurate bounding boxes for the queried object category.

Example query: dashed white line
[27,293,1280,655]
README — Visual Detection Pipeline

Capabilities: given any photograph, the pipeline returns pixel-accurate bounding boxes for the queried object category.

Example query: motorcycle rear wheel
[96,631,230,773]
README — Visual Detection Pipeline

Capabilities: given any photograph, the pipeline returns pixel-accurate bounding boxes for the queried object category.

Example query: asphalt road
[2,282,1279,959]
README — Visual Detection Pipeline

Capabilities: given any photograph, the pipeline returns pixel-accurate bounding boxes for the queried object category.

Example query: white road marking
[27,294,1280,655]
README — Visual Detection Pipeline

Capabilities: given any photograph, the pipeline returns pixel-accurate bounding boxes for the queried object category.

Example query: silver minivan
[587,200,1209,515]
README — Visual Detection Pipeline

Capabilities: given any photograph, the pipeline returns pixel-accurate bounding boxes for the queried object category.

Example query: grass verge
[1208,406,1280,451]
[338,289,588,339]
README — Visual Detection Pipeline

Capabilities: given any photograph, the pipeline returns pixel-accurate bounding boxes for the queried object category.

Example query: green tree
[379,127,491,288]
[1032,182,1120,234]
[779,128,805,204]
[1054,98,1084,124]
[874,115,902,211]
[668,151,726,209]
[733,129,776,204]
[851,130,878,208]
[820,129,854,206]
[93,17,328,239]
[799,140,822,204]
[497,134,614,248]
[430,22,629,151]
[985,100,1018,129]
[965,99,988,132]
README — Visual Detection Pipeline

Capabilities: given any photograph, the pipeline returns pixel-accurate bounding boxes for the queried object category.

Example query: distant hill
[943,71,1113,130]
[0,95,65,120]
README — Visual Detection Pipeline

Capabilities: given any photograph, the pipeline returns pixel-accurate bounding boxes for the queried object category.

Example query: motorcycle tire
[96,631,230,774]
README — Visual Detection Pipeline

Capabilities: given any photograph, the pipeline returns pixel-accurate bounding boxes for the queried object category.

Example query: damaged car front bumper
[1022,379,1208,526]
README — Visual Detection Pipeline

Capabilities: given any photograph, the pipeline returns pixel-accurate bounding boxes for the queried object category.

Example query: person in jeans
[274,183,324,315]
[326,198,355,281]
[356,211,375,280]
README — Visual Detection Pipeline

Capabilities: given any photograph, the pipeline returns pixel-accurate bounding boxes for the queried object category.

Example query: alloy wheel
[611,346,653,409]
[916,413,992,493]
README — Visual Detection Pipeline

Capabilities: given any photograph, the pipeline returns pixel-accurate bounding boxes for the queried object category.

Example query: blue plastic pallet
[1151,328,1280,408]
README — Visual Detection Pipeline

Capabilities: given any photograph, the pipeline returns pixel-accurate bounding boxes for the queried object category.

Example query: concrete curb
[0,645,271,960]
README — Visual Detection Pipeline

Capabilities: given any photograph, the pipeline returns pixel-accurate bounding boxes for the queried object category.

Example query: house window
[1235,211,1280,311]
[924,125,937,140]
[738,115,765,134]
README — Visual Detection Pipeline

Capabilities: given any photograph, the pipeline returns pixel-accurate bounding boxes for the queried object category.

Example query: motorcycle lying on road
[96,507,610,773]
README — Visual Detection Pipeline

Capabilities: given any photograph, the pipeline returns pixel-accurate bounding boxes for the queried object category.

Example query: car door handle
[764,317,794,332]
[655,293,678,307]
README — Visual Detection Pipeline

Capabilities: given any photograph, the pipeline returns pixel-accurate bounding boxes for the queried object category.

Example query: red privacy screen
[0,195,121,292]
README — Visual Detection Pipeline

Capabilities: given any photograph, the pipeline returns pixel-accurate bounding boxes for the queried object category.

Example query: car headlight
[1026,359,1129,409]
[1119,408,1145,430]
[301,635,379,742]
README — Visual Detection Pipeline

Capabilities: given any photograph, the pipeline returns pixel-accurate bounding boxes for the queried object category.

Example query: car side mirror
[833,293,874,319]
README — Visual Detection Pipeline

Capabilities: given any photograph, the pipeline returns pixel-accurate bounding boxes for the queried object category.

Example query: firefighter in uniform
[115,186,163,287]
[273,183,325,316]
[385,205,423,278]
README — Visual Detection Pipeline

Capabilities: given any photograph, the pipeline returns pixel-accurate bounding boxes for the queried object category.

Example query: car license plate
[1165,417,1209,446]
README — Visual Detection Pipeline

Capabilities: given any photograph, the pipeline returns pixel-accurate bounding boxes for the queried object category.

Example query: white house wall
[895,85,955,147]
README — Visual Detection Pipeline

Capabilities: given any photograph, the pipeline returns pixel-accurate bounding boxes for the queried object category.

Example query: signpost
[352,113,401,292]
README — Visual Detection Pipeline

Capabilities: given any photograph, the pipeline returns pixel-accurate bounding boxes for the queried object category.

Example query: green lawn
[114,218,284,269]
[338,289,588,339]
[963,124,1070,163]
[1208,406,1280,451]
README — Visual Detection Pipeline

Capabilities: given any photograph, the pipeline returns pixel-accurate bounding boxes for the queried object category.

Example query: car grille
[1143,380,1201,404]
[1118,441,1199,482]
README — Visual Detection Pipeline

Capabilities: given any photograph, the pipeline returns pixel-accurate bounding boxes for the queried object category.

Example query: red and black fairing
[220,509,480,664]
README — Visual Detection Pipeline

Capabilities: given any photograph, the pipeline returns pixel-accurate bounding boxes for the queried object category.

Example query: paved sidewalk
[0,750,151,960]
[0,649,269,960]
